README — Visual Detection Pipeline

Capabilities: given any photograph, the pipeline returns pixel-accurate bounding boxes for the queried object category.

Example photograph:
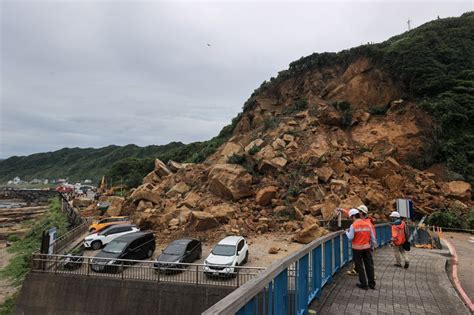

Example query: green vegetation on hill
[251,12,474,183]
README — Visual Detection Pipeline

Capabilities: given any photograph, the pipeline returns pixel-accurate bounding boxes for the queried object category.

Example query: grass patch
[0,198,68,286]
[0,292,17,315]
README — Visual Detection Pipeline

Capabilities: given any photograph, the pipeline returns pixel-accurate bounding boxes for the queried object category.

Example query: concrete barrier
[15,273,235,315]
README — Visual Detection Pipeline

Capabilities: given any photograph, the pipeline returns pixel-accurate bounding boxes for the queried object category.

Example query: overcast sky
[0,1,472,158]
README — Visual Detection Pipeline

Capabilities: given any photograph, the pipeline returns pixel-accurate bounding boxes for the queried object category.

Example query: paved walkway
[309,246,470,315]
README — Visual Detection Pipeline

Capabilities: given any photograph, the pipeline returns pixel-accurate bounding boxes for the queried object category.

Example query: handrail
[203,223,392,315]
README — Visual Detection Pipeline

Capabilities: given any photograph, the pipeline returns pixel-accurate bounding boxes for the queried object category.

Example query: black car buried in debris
[154,238,202,273]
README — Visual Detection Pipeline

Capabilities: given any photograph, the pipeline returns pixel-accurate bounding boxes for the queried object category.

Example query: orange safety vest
[351,219,372,250]
[391,221,406,246]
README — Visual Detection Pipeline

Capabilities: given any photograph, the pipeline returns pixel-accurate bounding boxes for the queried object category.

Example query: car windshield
[212,244,235,256]
[103,241,127,254]
[99,227,115,235]
[163,244,185,255]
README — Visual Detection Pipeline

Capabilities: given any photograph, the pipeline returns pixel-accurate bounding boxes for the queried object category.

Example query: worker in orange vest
[389,211,409,268]
[346,208,376,290]
[357,205,376,241]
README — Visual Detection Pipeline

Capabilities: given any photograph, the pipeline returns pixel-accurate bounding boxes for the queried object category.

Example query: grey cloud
[1,1,472,157]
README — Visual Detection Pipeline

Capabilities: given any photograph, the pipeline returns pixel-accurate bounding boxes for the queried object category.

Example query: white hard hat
[357,205,368,214]
[389,211,400,218]
[348,208,360,217]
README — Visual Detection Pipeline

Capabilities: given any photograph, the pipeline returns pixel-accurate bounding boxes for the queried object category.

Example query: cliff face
[123,13,474,243]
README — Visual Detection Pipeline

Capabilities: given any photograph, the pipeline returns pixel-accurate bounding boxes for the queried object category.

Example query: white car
[204,236,249,276]
[84,224,139,250]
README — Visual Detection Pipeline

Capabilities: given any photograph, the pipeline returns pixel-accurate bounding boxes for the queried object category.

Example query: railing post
[87,258,90,276]
[121,261,124,279]
[195,265,199,285]
[236,267,240,287]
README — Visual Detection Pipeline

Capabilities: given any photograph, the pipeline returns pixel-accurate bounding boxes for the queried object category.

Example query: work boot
[369,283,376,290]
[404,262,409,269]
[394,263,402,268]
[356,283,368,290]
[346,269,358,276]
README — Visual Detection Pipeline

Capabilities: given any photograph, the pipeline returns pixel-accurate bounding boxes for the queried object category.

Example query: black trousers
[353,249,375,287]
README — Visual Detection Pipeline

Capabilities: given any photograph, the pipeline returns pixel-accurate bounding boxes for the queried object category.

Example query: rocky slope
[116,14,473,244]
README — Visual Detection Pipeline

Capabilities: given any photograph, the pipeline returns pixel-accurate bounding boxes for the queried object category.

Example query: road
[443,232,474,302]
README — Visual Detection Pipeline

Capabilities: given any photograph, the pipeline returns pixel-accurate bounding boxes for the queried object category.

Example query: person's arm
[345,224,355,240]
[370,227,376,249]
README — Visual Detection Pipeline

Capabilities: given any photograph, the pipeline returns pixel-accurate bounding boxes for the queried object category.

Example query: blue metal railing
[203,223,392,315]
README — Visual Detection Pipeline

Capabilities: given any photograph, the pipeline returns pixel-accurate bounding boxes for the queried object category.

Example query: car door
[103,227,120,243]
[236,240,245,264]
[185,241,196,262]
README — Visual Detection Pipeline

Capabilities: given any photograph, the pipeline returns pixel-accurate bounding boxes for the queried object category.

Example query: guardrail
[31,253,265,288]
[52,217,92,254]
[59,194,84,227]
[203,223,392,315]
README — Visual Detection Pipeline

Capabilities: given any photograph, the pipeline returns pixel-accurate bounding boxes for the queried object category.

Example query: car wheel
[146,248,153,258]
[243,251,249,264]
[91,241,102,250]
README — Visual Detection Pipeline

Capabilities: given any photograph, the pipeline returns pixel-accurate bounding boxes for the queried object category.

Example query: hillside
[0,143,187,183]
[115,13,473,244]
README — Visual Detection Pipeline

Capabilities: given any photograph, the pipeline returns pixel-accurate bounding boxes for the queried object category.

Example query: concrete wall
[15,273,235,315]
[0,188,59,205]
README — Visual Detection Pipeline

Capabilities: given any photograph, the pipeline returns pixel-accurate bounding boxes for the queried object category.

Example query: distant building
[43,179,49,184]
[84,179,92,184]
[13,177,21,185]
[30,178,43,184]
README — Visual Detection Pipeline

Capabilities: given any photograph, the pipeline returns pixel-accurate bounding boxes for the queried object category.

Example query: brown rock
[219,142,243,162]
[303,215,319,229]
[208,164,252,200]
[205,204,237,223]
[131,187,161,204]
[268,247,280,254]
[294,207,304,220]
[353,156,369,170]
[340,195,364,210]
[106,196,125,216]
[271,157,288,168]
[315,166,334,183]
[310,204,323,216]
[179,192,201,209]
[283,134,295,142]
[294,225,328,244]
[244,139,264,153]
[143,171,160,184]
[321,194,340,220]
[446,181,471,201]
[256,145,277,160]
[304,185,326,202]
[272,138,286,150]
[383,157,400,169]
[167,160,193,172]
[383,174,404,191]
[283,221,299,231]
[167,182,191,197]
[168,218,179,227]
[154,159,172,177]
[365,190,385,208]
[189,211,220,231]
[256,186,278,206]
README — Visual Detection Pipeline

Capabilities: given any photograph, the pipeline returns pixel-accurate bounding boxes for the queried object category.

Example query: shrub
[227,154,246,165]
[248,145,261,156]
[368,104,390,115]
[283,98,308,115]
[264,117,279,130]
[6,235,19,243]
[426,210,462,228]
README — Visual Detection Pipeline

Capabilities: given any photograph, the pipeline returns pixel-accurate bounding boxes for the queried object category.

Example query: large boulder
[244,139,264,153]
[167,182,191,197]
[219,142,243,162]
[383,174,404,191]
[167,160,193,172]
[178,192,201,209]
[143,171,160,184]
[340,195,364,210]
[446,181,471,201]
[256,186,278,206]
[131,185,161,204]
[208,164,252,200]
[315,166,334,183]
[365,190,385,208]
[353,156,369,170]
[106,196,125,216]
[205,204,237,223]
[321,194,340,220]
[154,159,173,177]
[189,211,220,231]
[293,225,328,244]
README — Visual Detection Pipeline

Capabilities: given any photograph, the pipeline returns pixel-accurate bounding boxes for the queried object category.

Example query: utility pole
[407,19,411,31]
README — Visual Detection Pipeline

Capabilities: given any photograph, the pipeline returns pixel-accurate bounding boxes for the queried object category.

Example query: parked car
[83,224,139,250]
[88,216,129,233]
[204,236,249,277]
[90,231,155,273]
[154,238,202,272]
